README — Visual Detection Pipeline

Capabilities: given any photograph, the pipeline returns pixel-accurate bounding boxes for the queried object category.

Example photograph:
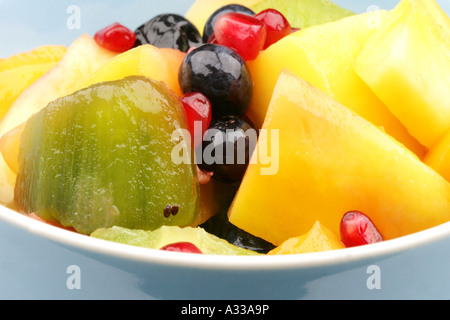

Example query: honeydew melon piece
[91,225,260,255]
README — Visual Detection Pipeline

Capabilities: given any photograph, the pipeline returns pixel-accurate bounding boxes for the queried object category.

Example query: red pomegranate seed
[207,33,218,44]
[255,9,292,49]
[340,211,384,247]
[160,242,203,254]
[94,22,136,53]
[214,12,267,60]
[180,92,212,149]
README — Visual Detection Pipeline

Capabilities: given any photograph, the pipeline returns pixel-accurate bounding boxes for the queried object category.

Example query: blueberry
[202,4,255,43]
[197,115,256,183]
[134,14,203,52]
[225,226,276,254]
[201,212,276,254]
[178,44,253,118]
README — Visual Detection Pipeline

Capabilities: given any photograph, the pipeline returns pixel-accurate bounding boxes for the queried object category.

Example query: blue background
[0,0,449,57]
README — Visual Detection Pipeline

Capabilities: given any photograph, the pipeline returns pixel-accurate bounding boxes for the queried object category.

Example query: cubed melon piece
[354,0,450,148]
[0,45,66,122]
[268,221,344,255]
[74,44,186,96]
[228,70,450,246]
[247,10,425,157]
[424,128,450,182]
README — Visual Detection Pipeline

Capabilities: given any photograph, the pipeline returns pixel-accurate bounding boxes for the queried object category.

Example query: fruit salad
[0,0,449,256]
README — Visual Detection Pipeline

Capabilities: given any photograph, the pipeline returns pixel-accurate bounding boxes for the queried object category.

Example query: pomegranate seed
[187,47,197,54]
[255,9,292,49]
[180,92,212,149]
[160,242,203,254]
[207,33,218,44]
[197,166,214,185]
[340,211,384,247]
[94,22,136,53]
[214,12,267,60]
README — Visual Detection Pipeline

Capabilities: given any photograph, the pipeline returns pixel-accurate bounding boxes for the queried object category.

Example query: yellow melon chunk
[0,122,25,175]
[0,45,66,122]
[228,70,450,246]
[75,44,186,96]
[354,0,450,149]
[424,128,450,182]
[268,221,344,255]
[247,10,425,157]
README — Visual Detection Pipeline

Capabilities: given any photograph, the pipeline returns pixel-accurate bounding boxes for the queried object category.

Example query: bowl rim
[1,204,449,271]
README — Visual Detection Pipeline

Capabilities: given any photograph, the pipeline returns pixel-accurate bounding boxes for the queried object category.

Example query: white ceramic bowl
[0,0,449,300]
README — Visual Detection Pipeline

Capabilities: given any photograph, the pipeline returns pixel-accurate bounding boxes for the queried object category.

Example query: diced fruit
[27,213,76,232]
[74,44,186,96]
[202,4,255,42]
[191,179,222,227]
[340,211,383,247]
[185,0,353,37]
[94,22,136,53]
[214,12,267,60]
[224,225,275,254]
[247,11,426,158]
[0,34,116,207]
[0,34,116,138]
[90,225,260,255]
[0,122,25,174]
[160,242,203,254]
[178,44,253,118]
[268,221,344,255]
[193,170,243,227]
[134,14,203,53]
[354,0,450,149]
[0,125,225,229]
[0,45,66,122]
[0,162,16,208]
[201,211,276,254]
[15,76,199,235]
[228,70,450,246]
[424,129,450,182]
[180,92,212,149]
[197,115,256,183]
[254,9,291,49]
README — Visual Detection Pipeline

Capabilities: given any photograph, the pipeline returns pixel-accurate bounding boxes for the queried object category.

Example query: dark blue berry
[202,4,255,43]
[225,225,276,254]
[134,14,203,52]
[201,212,276,254]
[178,44,253,118]
[196,115,256,183]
